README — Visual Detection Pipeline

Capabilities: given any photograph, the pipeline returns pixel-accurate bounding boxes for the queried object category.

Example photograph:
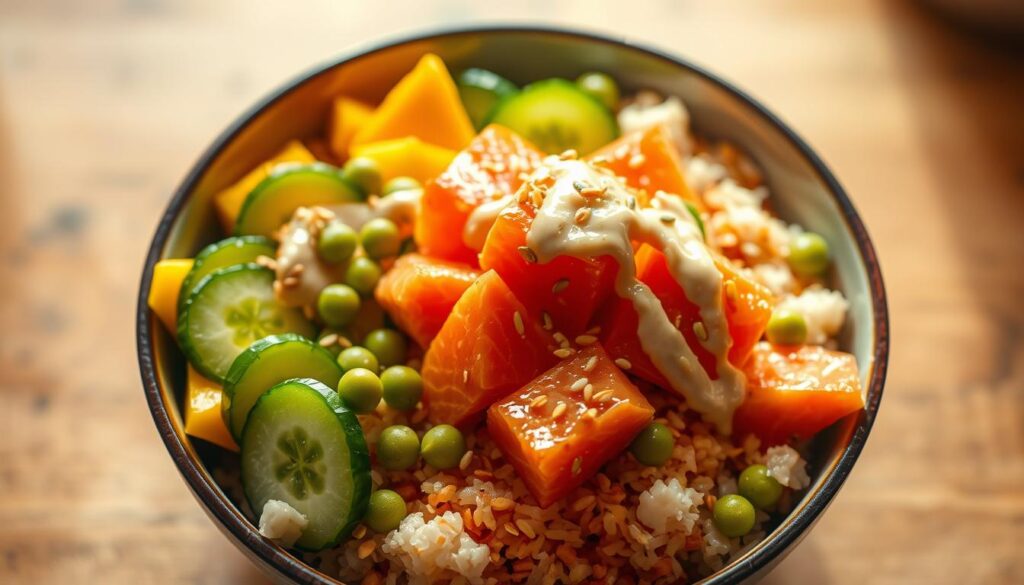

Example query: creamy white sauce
[327,187,422,238]
[275,209,345,307]
[463,194,514,251]
[524,158,744,430]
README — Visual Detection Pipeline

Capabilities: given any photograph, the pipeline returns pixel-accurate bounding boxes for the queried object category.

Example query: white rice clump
[258,500,308,548]
[766,445,811,489]
[381,511,490,585]
[636,478,702,535]
[777,285,849,345]
[618,94,692,156]
[685,154,729,194]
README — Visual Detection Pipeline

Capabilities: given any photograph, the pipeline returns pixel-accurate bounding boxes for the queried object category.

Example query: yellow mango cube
[213,140,316,232]
[147,259,194,334]
[184,365,239,451]
[328,97,374,161]
[351,54,475,152]
[351,137,456,185]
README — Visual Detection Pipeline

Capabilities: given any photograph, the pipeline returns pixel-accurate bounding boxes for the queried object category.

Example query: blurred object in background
[923,0,1024,39]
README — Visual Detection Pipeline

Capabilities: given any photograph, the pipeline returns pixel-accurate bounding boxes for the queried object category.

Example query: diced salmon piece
[479,200,618,337]
[375,254,481,349]
[487,344,654,507]
[415,125,544,264]
[588,124,701,209]
[600,246,773,390]
[422,270,556,427]
[733,343,865,445]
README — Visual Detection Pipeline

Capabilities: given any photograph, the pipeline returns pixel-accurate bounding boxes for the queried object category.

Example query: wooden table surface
[1,0,1022,583]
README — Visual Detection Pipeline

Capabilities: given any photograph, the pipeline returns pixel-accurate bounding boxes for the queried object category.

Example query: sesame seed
[530,395,549,409]
[352,524,367,539]
[614,358,632,370]
[628,153,646,169]
[338,335,353,348]
[572,181,588,193]
[318,333,338,347]
[517,246,537,263]
[459,450,474,471]
[574,207,591,224]
[584,407,599,420]
[504,522,520,536]
[357,540,376,559]
[553,332,570,347]
[593,389,614,402]
[541,312,553,331]
[570,378,589,392]
[559,149,578,160]
[572,457,582,475]
[693,321,709,341]
[513,311,525,336]
[660,214,676,224]
[553,348,573,359]
[580,186,605,197]
[551,279,570,294]
[551,402,567,419]
[582,355,598,372]
[583,384,594,402]
[575,334,597,346]
[626,196,637,210]
[516,519,536,539]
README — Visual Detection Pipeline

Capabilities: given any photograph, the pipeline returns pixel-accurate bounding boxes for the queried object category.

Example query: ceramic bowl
[136,25,889,584]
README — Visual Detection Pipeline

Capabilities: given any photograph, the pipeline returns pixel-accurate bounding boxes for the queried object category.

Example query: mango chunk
[213,140,316,232]
[148,259,194,334]
[328,97,374,161]
[351,137,456,185]
[184,365,238,451]
[351,54,475,151]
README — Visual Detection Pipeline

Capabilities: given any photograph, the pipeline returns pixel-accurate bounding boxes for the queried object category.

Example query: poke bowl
[136,25,888,585]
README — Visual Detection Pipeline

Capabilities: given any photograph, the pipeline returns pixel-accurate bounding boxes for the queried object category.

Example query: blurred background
[1,0,1021,583]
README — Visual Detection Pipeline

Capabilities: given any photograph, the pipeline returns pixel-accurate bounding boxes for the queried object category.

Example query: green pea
[380,365,423,411]
[345,256,382,296]
[337,346,379,373]
[365,489,407,533]
[420,424,466,470]
[713,494,756,538]
[383,176,422,195]
[340,157,382,198]
[738,464,783,509]
[377,425,420,471]
[363,328,407,367]
[576,72,620,111]
[766,308,808,346]
[629,422,674,466]
[337,367,382,414]
[360,218,401,260]
[788,232,830,276]
[318,221,358,264]
[317,284,360,328]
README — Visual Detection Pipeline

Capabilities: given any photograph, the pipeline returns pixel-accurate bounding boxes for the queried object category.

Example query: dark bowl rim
[136,22,889,585]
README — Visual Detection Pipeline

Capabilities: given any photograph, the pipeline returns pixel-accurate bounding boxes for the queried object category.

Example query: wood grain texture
[1,0,1021,583]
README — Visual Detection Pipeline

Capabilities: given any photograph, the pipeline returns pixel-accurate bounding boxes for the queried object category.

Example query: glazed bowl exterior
[136,25,889,585]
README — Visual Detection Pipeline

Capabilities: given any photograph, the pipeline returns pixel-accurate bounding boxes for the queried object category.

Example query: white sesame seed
[541,312,553,331]
[559,149,578,160]
[582,355,598,373]
[574,207,591,224]
[583,385,594,402]
[628,153,646,169]
[318,333,338,347]
[570,378,588,392]
[551,402,567,419]
[459,450,474,471]
[614,358,632,370]
[553,348,573,359]
[693,321,708,341]
[517,246,537,263]
[575,334,598,346]
[530,395,549,410]
[513,311,525,336]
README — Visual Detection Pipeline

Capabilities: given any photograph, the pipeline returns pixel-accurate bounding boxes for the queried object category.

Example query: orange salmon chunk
[600,246,773,390]
[487,344,655,507]
[733,342,865,445]
[375,254,480,349]
[588,124,701,208]
[415,125,544,264]
[422,270,556,427]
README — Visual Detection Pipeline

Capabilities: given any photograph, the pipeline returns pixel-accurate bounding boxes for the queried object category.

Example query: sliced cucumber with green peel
[488,78,619,155]
[178,264,315,382]
[457,68,518,130]
[223,333,344,441]
[241,378,370,551]
[179,236,276,310]
[235,163,361,239]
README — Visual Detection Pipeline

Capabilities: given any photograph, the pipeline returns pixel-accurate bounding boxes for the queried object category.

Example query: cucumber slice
[179,236,276,310]
[457,68,518,130]
[488,78,619,155]
[241,378,370,551]
[223,333,344,441]
[178,264,315,382]
[235,163,361,239]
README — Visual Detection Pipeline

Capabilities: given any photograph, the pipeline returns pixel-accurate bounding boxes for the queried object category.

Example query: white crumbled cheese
[777,285,849,345]
[636,478,702,535]
[618,95,691,156]
[381,511,489,585]
[766,445,811,489]
[258,500,308,548]
[685,155,728,194]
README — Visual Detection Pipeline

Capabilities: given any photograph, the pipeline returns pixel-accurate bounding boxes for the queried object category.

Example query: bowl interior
[143,27,885,584]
